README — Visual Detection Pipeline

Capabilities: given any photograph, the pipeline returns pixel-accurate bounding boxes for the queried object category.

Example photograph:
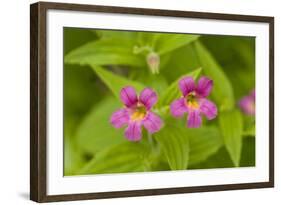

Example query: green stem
[147,133,154,148]
[133,45,153,54]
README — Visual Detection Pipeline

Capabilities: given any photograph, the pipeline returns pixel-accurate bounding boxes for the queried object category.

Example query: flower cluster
[110,76,218,141]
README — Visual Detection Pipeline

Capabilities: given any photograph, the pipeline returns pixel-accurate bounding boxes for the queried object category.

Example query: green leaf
[136,32,199,54]
[219,110,243,166]
[65,38,144,67]
[189,137,255,169]
[76,97,126,155]
[160,44,201,83]
[157,68,202,108]
[187,126,223,165]
[155,34,200,55]
[64,27,97,55]
[240,137,255,167]
[64,65,102,116]
[154,124,189,170]
[243,124,255,137]
[78,142,149,174]
[64,134,85,176]
[132,70,169,94]
[92,66,146,99]
[189,146,233,169]
[96,30,137,41]
[200,36,255,100]
[243,116,255,137]
[193,41,234,110]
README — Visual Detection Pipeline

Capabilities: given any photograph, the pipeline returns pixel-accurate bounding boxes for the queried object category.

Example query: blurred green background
[63,28,255,176]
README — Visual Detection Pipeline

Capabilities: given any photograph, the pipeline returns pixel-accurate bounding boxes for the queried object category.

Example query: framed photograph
[30,1,274,202]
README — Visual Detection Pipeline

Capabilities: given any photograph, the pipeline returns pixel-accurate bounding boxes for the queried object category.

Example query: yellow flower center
[186,92,199,109]
[131,103,147,121]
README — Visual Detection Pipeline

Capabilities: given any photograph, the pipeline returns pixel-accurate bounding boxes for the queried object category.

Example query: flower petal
[170,97,188,118]
[196,76,213,97]
[139,88,158,110]
[179,77,196,96]
[125,121,142,141]
[239,96,255,115]
[120,86,138,108]
[187,109,202,128]
[199,99,218,120]
[143,112,163,134]
[110,109,130,128]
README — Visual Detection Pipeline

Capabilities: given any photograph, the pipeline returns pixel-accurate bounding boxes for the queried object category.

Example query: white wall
[0,0,279,204]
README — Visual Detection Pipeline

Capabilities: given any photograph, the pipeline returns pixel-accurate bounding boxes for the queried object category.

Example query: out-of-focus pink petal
[139,88,157,110]
[199,99,217,120]
[125,121,142,141]
[179,77,195,96]
[170,97,188,118]
[120,86,138,108]
[187,109,202,128]
[110,109,130,128]
[143,112,163,134]
[239,96,255,115]
[196,76,213,97]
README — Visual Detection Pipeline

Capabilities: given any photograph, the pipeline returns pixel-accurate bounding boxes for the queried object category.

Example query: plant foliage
[63,28,255,175]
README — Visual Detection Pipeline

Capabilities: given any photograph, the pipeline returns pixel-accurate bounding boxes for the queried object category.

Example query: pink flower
[239,89,255,116]
[170,76,218,128]
[110,86,163,141]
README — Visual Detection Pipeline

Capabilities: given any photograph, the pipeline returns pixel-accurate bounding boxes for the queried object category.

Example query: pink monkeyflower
[170,76,218,128]
[110,86,163,141]
[239,89,255,116]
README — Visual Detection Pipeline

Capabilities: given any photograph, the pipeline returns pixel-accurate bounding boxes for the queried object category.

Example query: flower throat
[186,92,199,109]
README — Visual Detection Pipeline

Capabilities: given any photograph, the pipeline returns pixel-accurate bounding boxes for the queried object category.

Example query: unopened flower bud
[146,52,160,74]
